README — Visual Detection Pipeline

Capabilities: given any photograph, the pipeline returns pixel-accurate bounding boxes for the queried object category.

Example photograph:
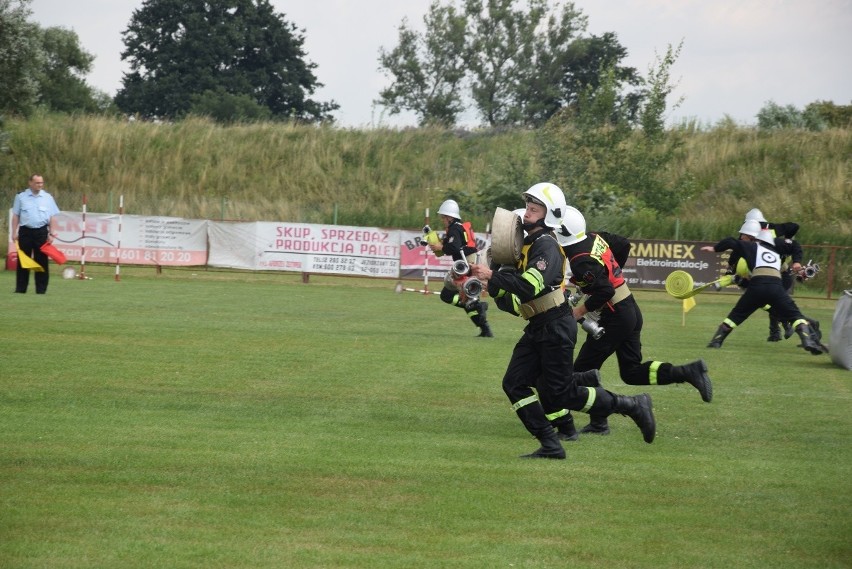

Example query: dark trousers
[16,226,50,294]
[502,309,614,434]
[574,296,657,385]
[727,276,805,326]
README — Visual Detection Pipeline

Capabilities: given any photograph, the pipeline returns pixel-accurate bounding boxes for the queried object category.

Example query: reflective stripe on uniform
[580,386,597,413]
[522,268,545,294]
[723,318,737,328]
[545,408,569,421]
[649,361,662,385]
[510,394,539,412]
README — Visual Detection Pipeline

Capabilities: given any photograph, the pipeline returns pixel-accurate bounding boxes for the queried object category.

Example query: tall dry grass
[2,113,849,246]
[672,127,851,241]
[1,114,526,228]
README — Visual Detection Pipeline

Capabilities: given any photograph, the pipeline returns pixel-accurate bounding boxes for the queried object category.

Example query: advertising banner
[7,210,209,266]
[398,229,492,280]
[622,239,731,290]
[208,221,401,277]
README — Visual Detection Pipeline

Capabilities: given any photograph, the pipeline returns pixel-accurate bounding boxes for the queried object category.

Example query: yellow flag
[16,244,44,272]
[683,296,696,313]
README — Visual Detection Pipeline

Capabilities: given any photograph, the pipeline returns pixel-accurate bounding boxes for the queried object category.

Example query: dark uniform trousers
[16,225,50,294]
[727,275,807,326]
[573,295,665,385]
[502,305,614,436]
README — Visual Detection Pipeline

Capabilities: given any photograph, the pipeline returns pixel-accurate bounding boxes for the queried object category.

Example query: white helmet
[437,199,461,219]
[556,206,587,246]
[522,183,566,229]
[757,228,776,245]
[744,208,766,223]
[738,219,761,238]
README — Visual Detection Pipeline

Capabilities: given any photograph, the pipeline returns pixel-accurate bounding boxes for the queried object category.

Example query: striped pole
[423,207,430,294]
[78,194,87,280]
[114,194,123,281]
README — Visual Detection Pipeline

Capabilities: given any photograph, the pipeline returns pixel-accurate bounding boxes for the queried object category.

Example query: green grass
[1,266,849,568]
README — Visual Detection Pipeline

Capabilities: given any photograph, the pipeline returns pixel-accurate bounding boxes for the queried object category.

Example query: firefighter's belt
[611,283,632,304]
[519,289,565,320]
[752,267,781,278]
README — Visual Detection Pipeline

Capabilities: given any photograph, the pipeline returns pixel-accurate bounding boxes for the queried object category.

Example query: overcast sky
[27,0,852,128]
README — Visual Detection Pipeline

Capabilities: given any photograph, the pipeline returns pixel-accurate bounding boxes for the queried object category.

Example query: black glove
[422,225,431,234]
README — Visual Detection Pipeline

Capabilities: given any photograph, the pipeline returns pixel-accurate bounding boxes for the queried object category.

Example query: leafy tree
[554,31,641,124]
[805,100,852,128]
[535,43,687,215]
[116,0,337,123]
[0,0,44,116]
[463,0,550,127]
[378,0,635,129]
[376,2,467,126]
[188,87,272,123]
[757,101,826,131]
[35,26,108,113]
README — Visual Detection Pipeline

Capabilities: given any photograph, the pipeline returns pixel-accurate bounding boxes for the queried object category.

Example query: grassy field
[0,265,849,569]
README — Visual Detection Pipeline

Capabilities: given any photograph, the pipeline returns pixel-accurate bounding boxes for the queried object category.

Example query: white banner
[7,210,209,266]
[208,221,401,277]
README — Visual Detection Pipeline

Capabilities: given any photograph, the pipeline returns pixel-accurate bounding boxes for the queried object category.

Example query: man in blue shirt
[11,174,61,294]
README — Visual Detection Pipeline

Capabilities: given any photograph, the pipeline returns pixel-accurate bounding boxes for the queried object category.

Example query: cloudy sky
[27,0,852,128]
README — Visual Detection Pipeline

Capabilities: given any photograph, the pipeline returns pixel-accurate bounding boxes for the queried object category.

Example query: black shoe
[556,430,578,442]
[555,422,578,442]
[478,325,493,338]
[520,445,566,459]
[811,320,822,342]
[674,359,713,403]
[767,330,782,342]
[578,422,610,436]
[614,393,655,444]
[520,433,566,459]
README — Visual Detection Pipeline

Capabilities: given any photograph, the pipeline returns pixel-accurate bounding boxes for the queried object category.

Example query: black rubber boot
[552,414,578,442]
[707,324,732,348]
[796,323,826,355]
[475,301,493,337]
[520,428,566,459]
[669,359,713,403]
[574,371,608,433]
[579,417,610,435]
[612,393,656,443]
[515,403,565,459]
[783,321,795,339]
[768,315,782,342]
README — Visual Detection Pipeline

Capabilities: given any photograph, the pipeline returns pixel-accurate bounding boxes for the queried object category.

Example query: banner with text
[7,210,208,266]
[398,229,491,280]
[208,221,401,277]
[8,210,735,291]
[622,238,731,290]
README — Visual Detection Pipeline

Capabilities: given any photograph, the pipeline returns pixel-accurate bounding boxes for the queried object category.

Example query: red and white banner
[398,229,491,279]
[7,210,208,266]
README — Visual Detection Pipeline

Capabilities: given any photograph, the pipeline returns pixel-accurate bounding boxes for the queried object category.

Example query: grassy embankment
[1,114,849,289]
